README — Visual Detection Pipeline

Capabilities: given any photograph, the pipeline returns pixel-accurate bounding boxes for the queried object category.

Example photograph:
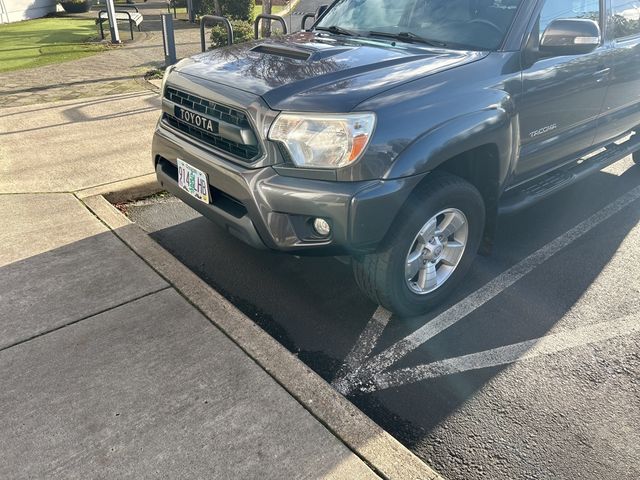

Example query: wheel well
[434,145,500,206]
[432,144,501,254]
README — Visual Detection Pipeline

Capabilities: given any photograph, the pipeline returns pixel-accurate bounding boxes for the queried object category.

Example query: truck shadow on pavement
[138,161,640,478]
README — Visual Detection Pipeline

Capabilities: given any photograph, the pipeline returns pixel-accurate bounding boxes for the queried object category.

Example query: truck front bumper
[153,125,425,255]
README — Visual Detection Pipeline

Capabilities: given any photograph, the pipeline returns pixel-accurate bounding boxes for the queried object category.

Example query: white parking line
[364,314,640,392]
[334,307,392,382]
[333,184,640,395]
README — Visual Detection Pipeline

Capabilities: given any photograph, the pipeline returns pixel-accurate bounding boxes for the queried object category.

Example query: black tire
[352,172,485,318]
[633,150,640,165]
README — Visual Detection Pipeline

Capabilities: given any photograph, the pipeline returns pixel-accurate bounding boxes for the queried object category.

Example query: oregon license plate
[177,159,210,204]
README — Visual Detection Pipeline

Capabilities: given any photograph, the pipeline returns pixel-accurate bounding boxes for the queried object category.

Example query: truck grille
[164,87,260,162]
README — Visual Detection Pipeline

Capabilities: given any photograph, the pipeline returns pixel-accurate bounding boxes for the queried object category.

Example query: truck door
[593,0,640,145]
[515,0,609,183]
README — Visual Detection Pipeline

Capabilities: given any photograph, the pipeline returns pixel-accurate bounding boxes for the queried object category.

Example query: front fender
[384,108,518,188]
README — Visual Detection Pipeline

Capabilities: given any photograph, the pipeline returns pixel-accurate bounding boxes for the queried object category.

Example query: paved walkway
[0,192,377,479]
[0,9,442,477]
[0,2,202,107]
[0,69,380,480]
[0,12,384,477]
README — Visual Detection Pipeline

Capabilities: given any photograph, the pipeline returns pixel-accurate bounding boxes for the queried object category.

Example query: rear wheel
[352,172,485,318]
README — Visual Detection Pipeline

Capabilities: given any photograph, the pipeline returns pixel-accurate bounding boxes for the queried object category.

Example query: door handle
[594,67,611,82]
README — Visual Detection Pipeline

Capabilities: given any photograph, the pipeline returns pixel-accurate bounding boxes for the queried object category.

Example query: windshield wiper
[368,31,447,48]
[316,25,356,37]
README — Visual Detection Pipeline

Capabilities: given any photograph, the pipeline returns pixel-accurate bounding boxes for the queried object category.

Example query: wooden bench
[96,5,144,40]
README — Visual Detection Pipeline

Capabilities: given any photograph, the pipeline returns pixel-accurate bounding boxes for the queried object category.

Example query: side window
[539,0,601,38]
[611,1,640,39]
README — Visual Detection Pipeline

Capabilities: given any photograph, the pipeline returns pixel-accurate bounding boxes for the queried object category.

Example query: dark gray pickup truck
[153,0,640,316]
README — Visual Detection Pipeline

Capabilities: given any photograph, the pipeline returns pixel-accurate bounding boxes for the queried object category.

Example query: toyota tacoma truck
[153,0,640,317]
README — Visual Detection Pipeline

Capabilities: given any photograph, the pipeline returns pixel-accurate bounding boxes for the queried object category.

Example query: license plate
[177,159,210,204]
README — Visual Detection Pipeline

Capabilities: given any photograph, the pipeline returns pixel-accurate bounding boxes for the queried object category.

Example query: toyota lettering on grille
[175,106,219,135]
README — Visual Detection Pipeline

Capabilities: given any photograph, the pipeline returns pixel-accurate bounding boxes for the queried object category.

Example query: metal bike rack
[254,14,288,39]
[200,15,234,52]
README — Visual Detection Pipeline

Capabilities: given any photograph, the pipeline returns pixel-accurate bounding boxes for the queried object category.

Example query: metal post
[161,14,177,66]
[105,0,121,44]
[187,0,195,23]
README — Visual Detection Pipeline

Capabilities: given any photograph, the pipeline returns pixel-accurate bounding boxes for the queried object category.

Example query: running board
[499,134,640,215]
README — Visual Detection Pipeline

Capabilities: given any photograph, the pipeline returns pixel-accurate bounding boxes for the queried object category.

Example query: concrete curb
[76,174,163,203]
[145,78,162,93]
[82,193,444,480]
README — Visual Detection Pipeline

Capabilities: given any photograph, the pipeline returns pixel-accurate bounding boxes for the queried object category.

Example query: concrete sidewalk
[0,94,381,478]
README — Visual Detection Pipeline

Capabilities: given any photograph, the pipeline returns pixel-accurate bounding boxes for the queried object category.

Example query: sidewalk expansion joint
[0,191,73,196]
[0,286,170,355]
[74,173,157,196]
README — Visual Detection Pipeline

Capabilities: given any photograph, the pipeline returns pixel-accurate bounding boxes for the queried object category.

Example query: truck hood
[175,32,488,112]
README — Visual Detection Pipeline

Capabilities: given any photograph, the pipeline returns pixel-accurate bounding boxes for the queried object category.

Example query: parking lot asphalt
[125,158,640,480]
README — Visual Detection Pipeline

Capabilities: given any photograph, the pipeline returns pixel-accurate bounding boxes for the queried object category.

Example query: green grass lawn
[0,18,107,73]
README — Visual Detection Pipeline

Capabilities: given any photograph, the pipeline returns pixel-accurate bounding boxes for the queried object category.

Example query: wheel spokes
[417,217,438,244]
[440,241,465,267]
[406,250,423,280]
[437,211,466,239]
[417,262,437,291]
[404,208,469,295]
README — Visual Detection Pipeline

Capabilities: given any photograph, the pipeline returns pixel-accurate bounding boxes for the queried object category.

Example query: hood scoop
[251,44,311,61]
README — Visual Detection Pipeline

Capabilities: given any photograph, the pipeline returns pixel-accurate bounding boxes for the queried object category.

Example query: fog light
[313,218,331,237]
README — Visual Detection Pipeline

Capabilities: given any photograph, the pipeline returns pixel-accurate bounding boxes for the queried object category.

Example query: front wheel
[352,172,485,317]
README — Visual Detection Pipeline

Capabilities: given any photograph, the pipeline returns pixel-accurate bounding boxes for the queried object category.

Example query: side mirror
[315,5,328,18]
[540,18,601,56]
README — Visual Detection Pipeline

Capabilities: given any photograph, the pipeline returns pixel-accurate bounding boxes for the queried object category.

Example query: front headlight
[268,112,376,169]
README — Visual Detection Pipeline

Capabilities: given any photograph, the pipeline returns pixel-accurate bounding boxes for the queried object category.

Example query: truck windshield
[316,0,524,51]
